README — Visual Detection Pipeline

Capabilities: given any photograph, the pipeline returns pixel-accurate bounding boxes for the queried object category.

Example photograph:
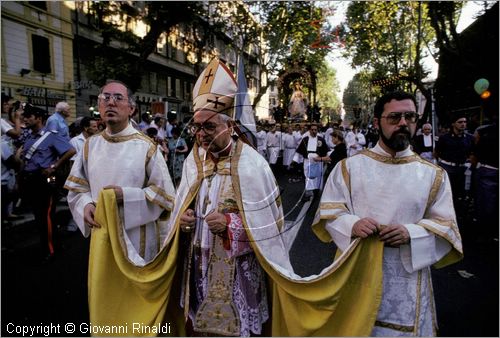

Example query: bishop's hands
[352,217,410,247]
[180,208,227,234]
[205,211,227,234]
[180,209,196,232]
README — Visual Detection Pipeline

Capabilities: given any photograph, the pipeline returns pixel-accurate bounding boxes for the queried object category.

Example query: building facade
[2,1,270,125]
[1,1,76,120]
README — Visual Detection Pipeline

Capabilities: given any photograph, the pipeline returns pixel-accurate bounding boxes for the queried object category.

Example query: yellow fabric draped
[90,189,184,337]
[254,226,385,336]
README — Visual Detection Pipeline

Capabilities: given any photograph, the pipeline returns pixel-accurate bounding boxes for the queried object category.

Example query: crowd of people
[0,57,497,336]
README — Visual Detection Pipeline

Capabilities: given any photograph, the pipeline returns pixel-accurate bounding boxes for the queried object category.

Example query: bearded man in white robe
[64,80,176,330]
[313,91,463,336]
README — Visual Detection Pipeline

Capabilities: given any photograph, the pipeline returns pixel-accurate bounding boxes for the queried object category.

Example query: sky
[326,1,493,97]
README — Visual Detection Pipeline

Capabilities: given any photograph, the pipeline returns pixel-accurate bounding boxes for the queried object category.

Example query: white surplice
[65,124,176,266]
[282,132,296,167]
[266,130,282,164]
[319,142,462,336]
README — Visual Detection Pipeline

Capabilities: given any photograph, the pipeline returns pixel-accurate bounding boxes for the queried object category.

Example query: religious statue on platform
[288,80,307,119]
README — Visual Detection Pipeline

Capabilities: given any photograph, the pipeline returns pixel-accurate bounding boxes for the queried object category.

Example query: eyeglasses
[98,93,126,103]
[189,122,219,134]
[380,111,418,125]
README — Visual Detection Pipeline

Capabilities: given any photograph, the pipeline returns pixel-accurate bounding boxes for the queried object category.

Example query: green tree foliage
[81,1,342,112]
[344,2,438,84]
[343,71,377,127]
[316,61,342,123]
[83,1,203,90]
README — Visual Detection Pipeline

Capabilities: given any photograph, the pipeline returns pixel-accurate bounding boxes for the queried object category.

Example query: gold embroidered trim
[149,185,175,202]
[66,175,89,186]
[374,320,414,332]
[429,270,438,336]
[145,194,168,210]
[63,185,88,193]
[320,202,348,211]
[360,149,419,164]
[139,225,146,258]
[426,167,444,210]
[416,219,461,253]
[84,138,90,162]
[101,131,154,145]
[340,159,350,192]
[146,143,157,166]
[414,270,422,335]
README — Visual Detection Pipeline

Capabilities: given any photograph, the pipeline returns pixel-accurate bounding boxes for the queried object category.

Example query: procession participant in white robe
[282,126,296,169]
[266,124,281,164]
[174,58,290,336]
[345,126,366,157]
[64,80,177,331]
[266,124,282,174]
[295,124,329,199]
[312,91,463,336]
[324,124,335,150]
[291,124,304,165]
[255,124,267,158]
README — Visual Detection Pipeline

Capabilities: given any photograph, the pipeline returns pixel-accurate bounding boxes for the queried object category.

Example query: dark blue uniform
[21,128,74,258]
[473,122,499,239]
[435,131,474,212]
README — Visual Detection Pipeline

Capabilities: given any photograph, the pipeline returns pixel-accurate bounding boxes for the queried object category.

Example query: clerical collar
[105,123,135,137]
[372,142,413,158]
[210,139,233,159]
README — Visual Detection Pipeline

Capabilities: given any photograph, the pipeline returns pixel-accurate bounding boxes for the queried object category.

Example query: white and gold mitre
[192,58,237,116]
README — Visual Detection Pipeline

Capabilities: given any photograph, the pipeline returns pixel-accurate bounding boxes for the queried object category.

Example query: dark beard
[380,127,412,152]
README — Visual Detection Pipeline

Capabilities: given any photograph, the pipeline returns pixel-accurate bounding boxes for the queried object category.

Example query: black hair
[141,113,150,121]
[145,127,158,138]
[1,93,12,103]
[80,116,95,129]
[99,79,136,108]
[171,127,181,136]
[23,104,47,120]
[373,91,417,119]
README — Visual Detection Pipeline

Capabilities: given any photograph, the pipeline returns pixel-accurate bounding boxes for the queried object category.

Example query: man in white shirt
[69,116,99,162]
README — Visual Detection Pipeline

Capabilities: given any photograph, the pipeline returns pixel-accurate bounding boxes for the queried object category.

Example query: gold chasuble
[90,189,184,337]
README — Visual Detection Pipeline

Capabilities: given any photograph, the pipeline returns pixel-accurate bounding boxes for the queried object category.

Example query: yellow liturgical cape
[90,189,184,337]
[90,139,462,337]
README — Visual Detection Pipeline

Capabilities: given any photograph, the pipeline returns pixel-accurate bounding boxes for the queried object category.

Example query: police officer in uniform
[21,105,75,261]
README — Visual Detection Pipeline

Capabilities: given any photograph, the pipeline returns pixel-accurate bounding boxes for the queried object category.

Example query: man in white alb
[64,80,176,330]
[313,91,463,336]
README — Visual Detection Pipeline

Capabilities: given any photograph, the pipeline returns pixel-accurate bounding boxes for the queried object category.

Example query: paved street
[1,171,498,337]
